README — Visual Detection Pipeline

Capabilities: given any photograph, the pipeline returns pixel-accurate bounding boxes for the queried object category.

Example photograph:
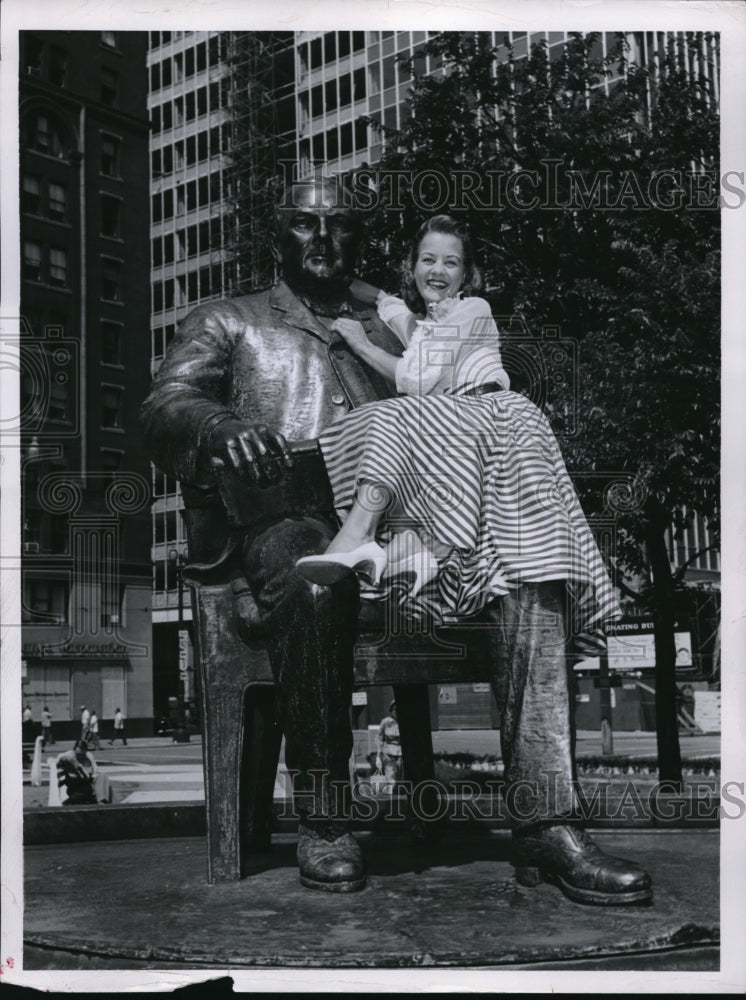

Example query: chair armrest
[212,438,337,529]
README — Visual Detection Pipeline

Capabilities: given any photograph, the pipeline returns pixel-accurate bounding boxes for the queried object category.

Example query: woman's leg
[323,481,393,555]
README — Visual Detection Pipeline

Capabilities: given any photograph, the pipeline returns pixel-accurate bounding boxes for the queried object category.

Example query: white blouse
[376,293,510,397]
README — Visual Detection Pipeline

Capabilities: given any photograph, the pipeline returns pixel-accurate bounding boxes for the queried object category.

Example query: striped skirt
[319,390,621,656]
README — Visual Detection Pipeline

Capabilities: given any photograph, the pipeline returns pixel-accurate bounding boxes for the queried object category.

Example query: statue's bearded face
[274,183,363,298]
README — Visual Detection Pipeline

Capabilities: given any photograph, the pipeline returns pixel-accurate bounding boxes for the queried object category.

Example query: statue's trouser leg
[481,580,577,830]
[482,581,653,903]
[242,517,358,828]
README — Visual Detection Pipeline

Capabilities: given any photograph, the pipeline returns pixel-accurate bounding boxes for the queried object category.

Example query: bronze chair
[185,442,492,884]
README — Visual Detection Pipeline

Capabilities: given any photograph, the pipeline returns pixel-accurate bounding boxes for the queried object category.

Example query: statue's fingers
[270,431,294,470]
[233,436,261,480]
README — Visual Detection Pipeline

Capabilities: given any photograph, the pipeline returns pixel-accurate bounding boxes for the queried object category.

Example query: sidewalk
[23,729,720,812]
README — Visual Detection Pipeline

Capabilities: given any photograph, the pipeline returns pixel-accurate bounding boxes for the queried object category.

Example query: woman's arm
[349,276,383,306]
[330,317,399,383]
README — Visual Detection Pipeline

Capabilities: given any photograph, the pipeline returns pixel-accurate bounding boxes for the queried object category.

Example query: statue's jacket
[140,279,402,566]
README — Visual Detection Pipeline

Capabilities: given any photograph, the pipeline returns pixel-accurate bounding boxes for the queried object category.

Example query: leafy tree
[355,31,720,784]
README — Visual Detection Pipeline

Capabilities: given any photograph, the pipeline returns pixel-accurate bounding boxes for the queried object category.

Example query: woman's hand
[330,317,370,356]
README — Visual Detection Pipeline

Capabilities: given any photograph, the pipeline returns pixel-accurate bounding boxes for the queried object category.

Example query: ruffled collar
[424,293,465,322]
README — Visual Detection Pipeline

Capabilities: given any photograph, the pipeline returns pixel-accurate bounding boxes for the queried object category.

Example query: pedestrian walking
[88,709,100,750]
[41,705,55,746]
[376,701,403,790]
[109,707,127,746]
[80,705,90,742]
[22,703,36,744]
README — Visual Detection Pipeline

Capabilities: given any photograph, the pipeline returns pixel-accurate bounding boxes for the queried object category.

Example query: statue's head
[273,177,364,300]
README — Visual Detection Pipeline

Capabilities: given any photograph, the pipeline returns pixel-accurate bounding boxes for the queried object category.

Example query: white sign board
[575,626,692,673]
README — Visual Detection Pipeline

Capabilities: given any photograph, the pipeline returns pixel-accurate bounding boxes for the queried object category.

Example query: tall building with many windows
[19,31,153,737]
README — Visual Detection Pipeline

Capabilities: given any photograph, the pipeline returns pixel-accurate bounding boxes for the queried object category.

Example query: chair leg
[239,685,283,872]
[192,582,276,884]
[201,666,246,883]
[394,684,443,834]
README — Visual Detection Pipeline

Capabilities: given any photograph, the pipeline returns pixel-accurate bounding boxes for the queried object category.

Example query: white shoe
[296,541,387,586]
[382,530,439,598]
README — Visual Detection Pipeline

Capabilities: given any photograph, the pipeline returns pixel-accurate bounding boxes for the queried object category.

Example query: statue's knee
[292,568,359,617]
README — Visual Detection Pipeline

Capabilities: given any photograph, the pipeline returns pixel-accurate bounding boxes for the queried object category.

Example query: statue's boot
[512,823,653,905]
[297,819,366,893]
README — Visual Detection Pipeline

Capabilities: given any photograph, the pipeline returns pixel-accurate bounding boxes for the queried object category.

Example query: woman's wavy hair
[400,214,482,315]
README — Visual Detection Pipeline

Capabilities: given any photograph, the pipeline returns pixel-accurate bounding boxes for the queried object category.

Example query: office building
[20,30,153,738]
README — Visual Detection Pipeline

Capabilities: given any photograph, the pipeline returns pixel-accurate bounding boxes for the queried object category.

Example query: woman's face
[413,232,466,306]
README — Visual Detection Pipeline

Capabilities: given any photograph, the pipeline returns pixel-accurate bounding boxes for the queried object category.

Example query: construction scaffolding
[226,31,296,295]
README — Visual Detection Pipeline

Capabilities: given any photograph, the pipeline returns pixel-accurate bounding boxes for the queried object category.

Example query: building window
[311,84,323,117]
[101,31,117,48]
[24,579,68,623]
[49,46,68,87]
[339,73,352,107]
[310,36,322,69]
[101,67,119,106]
[48,379,69,420]
[354,119,368,151]
[352,31,365,52]
[48,182,67,221]
[101,321,122,364]
[23,241,42,282]
[101,134,121,176]
[341,121,353,156]
[324,32,336,63]
[101,259,122,302]
[22,175,41,214]
[150,62,161,91]
[24,34,43,76]
[48,248,68,286]
[100,448,123,480]
[101,194,121,238]
[25,113,69,159]
[325,79,337,112]
[354,66,366,101]
[101,386,123,428]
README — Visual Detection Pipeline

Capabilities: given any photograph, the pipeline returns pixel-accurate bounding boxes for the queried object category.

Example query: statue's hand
[330,316,369,355]
[208,418,294,485]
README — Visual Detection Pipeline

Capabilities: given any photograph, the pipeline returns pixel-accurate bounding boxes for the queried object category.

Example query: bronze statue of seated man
[140,176,652,905]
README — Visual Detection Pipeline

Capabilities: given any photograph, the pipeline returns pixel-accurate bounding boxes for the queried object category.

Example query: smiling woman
[296,214,620,661]
[413,231,465,304]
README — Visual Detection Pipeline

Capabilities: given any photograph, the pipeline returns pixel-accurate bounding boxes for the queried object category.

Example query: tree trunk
[645,499,683,788]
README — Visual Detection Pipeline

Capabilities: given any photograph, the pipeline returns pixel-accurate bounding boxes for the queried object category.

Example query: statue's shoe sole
[515,865,653,906]
[300,874,367,893]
